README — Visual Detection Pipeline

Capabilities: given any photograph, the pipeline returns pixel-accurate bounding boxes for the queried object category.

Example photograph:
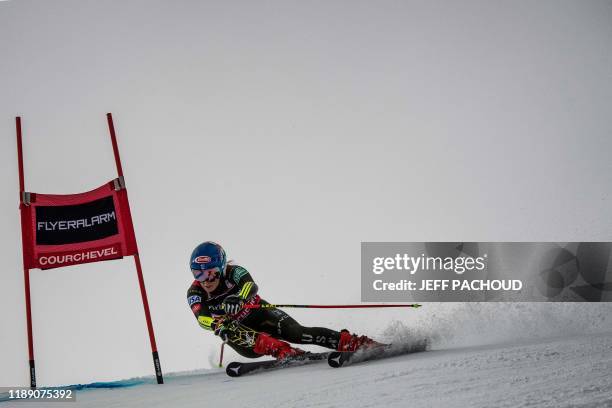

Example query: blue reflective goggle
[192,267,221,282]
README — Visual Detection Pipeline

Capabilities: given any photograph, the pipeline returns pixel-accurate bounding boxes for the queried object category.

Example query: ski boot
[254,332,305,360]
[337,329,383,352]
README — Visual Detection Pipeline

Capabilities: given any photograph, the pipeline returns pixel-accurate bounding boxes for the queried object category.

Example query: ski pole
[244,303,422,309]
[218,341,226,368]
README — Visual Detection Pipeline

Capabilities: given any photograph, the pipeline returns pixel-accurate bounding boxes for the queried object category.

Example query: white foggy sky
[1,0,612,386]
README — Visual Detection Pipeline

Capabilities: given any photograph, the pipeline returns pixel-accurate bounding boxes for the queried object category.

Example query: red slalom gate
[15,114,163,388]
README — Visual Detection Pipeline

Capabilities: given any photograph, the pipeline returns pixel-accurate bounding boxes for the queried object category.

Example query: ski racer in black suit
[187,241,379,359]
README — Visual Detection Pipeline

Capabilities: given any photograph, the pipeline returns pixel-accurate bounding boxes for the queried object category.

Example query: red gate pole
[16,117,36,389]
[106,113,163,384]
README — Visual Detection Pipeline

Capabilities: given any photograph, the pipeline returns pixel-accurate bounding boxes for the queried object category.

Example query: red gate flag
[19,178,137,270]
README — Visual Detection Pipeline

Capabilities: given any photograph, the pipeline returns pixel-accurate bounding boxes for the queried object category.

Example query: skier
[187,241,380,360]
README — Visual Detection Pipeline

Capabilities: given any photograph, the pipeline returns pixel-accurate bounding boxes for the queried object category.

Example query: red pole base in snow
[29,360,36,389]
[152,351,163,384]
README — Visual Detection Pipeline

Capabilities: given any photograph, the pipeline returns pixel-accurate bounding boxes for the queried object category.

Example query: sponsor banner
[19,180,138,270]
[35,196,118,245]
[37,244,122,270]
[361,242,612,302]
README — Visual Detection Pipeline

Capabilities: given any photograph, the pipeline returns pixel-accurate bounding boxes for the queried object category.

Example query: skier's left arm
[223,266,259,314]
[232,266,259,300]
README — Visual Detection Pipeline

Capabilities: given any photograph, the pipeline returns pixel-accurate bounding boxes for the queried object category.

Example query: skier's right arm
[187,287,215,331]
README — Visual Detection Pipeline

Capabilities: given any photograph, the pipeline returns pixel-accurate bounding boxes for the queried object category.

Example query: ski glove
[222,295,245,315]
[211,317,231,341]
[215,325,231,342]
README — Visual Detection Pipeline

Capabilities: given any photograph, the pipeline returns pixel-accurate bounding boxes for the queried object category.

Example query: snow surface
[3,330,611,408]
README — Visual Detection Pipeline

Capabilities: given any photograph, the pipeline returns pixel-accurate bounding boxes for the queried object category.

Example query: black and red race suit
[187,264,341,357]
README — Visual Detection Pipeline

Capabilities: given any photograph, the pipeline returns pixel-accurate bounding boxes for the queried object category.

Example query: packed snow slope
[3,303,612,407]
[4,331,612,408]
